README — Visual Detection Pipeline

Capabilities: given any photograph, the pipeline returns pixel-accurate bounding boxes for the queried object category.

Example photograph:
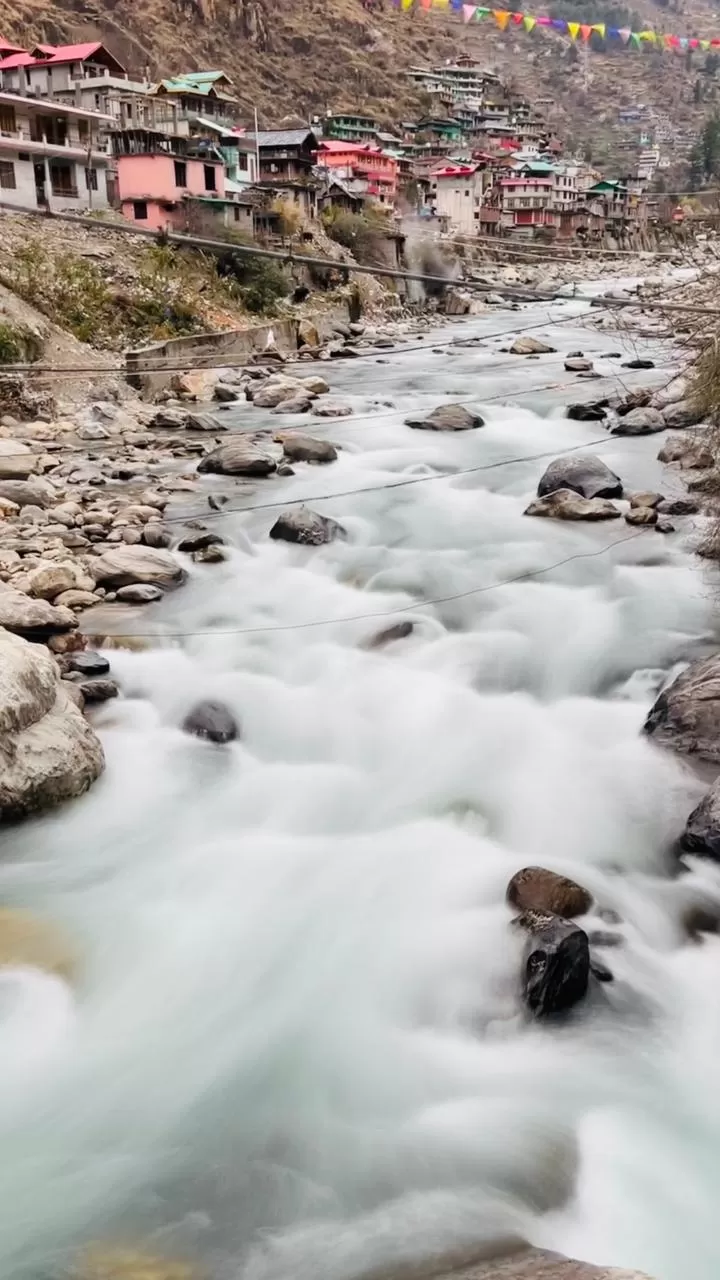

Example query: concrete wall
[125,304,351,398]
[117,154,226,203]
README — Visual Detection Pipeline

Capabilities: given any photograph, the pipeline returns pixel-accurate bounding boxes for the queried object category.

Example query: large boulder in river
[274,432,337,464]
[662,401,704,430]
[91,546,185,590]
[507,867,592,918]
[422,1247,653,1279]
[197,439,278,477]
[0,439,36,480]
[679,779,720,863]
[510,336,556,355]
[514,910,590,1017]
[405,404,484,432]
[182,700,239,745]
[525,489,620,521]
[644,654,720,764]
[251,380,304,409]
[611,407,665,436]
[0,628,104,819]
[537,454,623,501]
[269,506,346,545]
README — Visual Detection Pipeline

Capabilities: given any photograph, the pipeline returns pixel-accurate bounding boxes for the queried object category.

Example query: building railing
[50,182,79,198]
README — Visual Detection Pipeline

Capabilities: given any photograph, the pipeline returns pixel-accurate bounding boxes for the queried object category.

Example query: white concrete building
[431,162,489,235]
[0,92,113,210]
[0,42,126,98]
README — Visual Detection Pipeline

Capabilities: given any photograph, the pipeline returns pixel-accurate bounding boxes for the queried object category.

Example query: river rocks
[26,561,96,601]
[116,583,164,604]
[55,590,100,610]
[612,407,665,436]
[657,496,699,516]
[0,584,77,640]
[525,489,621,521]
[68,652,110,677]
[271,395,312,415]
[662,401,703,429]
[298,319,321,349]
[625,506,658,526]
[274,433,338,464]
[422,1246,654,1279]
[269,506,347,545]
[614,389,651,417]
[657,436,713,469]
[300,374,330,395]
[143,524,173,549]
[0,629,104,819]
[564,357,593,372]
[507,867,592,918]
[252,381,303,409]
[622,357,655,369]
[0,479,54,508]
[405,404,484,432]
[182,699,239,745]
[644,654,720,764]
[176,531,224,553]
[76,678,118,704]
[185,412,226,432]
[0,907,76,980]
[213,384,240,403]
[510,336,556,355]
[313,401,352,418]
[91,546,185,590]
[678,779,720,862]
[629,491,663,508]
[364,620,415,649]
[537,454,623,501]
[566,402,607,421]
[0,439,36,480]
[515,910,590,1017]
[197,440,278,477]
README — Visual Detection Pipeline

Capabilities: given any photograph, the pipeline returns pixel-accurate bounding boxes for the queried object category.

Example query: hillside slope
[0,0,714,165]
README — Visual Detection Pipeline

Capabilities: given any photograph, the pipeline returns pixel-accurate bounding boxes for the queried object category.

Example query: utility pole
[253,105,261,184]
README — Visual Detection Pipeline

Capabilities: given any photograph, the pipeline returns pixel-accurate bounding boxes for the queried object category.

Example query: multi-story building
[149,72,239,126]
[113,128,227,230]
[0,90,112,210]
[322,112,378,144]
[0,41,126,97]
[316,139,398,205]
[246,128,319,220]
[429,160,491,234]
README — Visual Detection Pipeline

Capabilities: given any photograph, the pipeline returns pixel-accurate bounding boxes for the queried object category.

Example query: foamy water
[0,299,719,1280]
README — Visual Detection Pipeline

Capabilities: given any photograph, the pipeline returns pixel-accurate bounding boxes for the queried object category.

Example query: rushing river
[1,294,720,1280]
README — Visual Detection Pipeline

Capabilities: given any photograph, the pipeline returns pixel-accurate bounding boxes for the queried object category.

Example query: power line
[89,531,646,639]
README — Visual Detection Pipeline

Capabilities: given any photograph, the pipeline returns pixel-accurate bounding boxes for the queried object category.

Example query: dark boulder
[622,358,655,369]
[68,651,110,678]
[269,506,346,545]
[274,433,338,464]
[363,621,414,650]
[197,441,278,477]
[611,407,665,436]
[514,910,590,1017]
[565,402,608,422]
[614,389,651,417]
[679,779,720,862]
[656,497,699,516]
[182,700,239,745]
[506,867,592,919]
[644,654,720,764]
[537,454,623,501]
[78,678,119,704]
[116,584,164,604]
[405,404,484,432]
[143,524,173,549]
[177,531,225,553]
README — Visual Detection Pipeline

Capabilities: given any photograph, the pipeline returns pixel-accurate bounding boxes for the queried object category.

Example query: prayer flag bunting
[462,3,476,18]
[493,8,511,28]
[567,20,579,39]
[592,22,605,37]
[580,22,592,39]
[523,13,536,30]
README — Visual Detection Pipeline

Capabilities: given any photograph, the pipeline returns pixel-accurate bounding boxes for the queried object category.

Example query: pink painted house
[115,132,226,230]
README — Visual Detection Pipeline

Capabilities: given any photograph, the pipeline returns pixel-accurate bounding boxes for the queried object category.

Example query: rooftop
[0,41,125,72]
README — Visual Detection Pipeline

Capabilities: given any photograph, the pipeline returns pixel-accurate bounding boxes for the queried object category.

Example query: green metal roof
[155,71,233,96]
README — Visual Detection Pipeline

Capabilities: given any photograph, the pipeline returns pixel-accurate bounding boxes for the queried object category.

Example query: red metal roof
[318,139,382,155]
[434,163,478,178]
[0,41,124,70]
[0,38,26,55]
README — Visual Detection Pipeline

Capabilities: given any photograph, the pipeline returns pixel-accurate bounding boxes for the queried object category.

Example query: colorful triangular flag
[617,27,631,43]
[592,22,605,37]
[580,23,592,40]
[462,3,476,19]
[567,20,580,39]
[522,13,536,31]
[492,8,510,29]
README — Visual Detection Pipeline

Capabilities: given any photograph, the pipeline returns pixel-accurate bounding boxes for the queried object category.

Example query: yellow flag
[640,29,656,41]
[401,0,414,10]
[567,20,580,39]
[493,8,511,29]
[522,13,536,31]
[592,22,605,37]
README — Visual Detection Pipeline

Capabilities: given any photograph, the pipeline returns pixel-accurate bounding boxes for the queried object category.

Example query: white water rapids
[1,294,720,1280]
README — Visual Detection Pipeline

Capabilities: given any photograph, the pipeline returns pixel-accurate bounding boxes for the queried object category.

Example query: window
[237,152,248,171]
[0,105,16,133]
[78,119,89,143]
[234,205,241,222]
[133,200,148,220]
[203,164,216,192]
[174,159,187,188]
[18,151,29,161]
[0,161,16,190]
[85,167,98,190]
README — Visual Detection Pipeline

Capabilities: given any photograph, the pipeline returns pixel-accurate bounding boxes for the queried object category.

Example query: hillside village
[0,35,691,249]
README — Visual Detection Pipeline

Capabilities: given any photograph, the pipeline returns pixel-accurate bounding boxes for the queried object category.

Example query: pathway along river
[1,291,720,1280]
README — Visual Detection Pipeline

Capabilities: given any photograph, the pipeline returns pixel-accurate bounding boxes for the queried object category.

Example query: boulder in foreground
[514,910,590,1017]
[507,867,592,918]
[182,700,239,745]
[91,546,185,590]
[0,628,104,820]
[415,1244,654,1279]
[197,440,278,477]
[679,779,720,863]
[537,454,623,501]
[644,654,720,764]
[510,336,556,355]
